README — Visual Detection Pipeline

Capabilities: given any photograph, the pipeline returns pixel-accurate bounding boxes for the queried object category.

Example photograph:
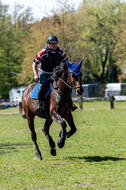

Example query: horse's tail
[19,101,26,119]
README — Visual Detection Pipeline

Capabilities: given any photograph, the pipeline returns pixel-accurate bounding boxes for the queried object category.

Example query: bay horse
[19,60,83,160]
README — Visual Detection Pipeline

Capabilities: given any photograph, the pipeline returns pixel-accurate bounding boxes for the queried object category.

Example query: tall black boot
[34,100,41,113]
[35,83,48,113]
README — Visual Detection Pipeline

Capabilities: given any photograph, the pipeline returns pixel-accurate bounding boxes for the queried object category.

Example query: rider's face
[48,42,58,51]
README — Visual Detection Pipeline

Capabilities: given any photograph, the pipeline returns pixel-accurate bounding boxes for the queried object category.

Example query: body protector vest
[40,46,62,72]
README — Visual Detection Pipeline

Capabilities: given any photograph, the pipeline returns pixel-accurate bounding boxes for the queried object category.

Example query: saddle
[31,83,51,100]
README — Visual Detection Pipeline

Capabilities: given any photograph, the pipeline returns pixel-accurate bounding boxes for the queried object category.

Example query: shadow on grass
[67,156,126,162]
[0,142,32,155]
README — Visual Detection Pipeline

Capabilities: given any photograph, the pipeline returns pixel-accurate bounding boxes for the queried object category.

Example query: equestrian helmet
[47,35,59,43]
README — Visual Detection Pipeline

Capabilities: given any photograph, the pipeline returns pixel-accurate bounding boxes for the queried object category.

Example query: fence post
[110,96,115,109]
[78,96,83,110]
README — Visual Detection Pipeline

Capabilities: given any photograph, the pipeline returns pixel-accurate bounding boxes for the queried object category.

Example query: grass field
[0,101,126,190]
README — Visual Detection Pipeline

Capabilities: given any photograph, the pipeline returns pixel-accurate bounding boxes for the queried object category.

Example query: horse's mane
[49,63,67,82]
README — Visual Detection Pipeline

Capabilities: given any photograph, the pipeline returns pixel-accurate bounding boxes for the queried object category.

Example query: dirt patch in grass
[5,128,43,133]
[0,113,19,116]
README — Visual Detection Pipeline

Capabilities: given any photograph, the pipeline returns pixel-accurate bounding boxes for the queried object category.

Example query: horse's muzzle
[76,86,83,96]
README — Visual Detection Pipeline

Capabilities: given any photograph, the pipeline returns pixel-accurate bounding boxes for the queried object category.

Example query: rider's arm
[59,48,68,63]
[33,48,46,80]
[32,62,39,81]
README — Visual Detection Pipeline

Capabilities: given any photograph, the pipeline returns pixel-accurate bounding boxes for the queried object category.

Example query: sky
[3,0,83,20]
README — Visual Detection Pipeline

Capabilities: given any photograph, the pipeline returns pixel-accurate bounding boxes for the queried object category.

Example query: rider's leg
[35,83,47,112]
[35,71,50,113]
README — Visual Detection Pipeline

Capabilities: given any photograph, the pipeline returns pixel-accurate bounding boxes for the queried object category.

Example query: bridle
[58,69,82,90]
[52,66,82,107]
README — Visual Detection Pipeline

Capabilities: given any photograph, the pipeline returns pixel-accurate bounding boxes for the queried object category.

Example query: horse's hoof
[50,148,56,156]
[57,139,65,148]
[36,151,42,161]
[37,156,42,161]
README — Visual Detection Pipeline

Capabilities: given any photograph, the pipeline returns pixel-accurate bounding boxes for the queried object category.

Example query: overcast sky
[3,0,83,20]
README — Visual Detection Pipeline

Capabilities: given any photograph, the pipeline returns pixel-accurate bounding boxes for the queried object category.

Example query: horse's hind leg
[26,110,42,160]
[42,119,56,156]
[65,112,77,138]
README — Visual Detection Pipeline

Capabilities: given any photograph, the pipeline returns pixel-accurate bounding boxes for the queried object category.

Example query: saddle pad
[31,83,51,99]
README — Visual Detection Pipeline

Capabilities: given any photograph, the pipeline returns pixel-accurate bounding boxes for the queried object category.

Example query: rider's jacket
[34,46,68,72]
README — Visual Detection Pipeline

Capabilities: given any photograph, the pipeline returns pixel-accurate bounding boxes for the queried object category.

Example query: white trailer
[105,83,126,97]
[9,87,26,103]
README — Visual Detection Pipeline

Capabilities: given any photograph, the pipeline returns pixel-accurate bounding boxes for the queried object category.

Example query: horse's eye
[72,75,78,80]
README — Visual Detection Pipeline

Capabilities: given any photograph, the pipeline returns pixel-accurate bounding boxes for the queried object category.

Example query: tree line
[0,0,126,98]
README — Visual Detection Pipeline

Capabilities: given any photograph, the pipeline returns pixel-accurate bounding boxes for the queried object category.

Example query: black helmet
[47,35,59,43]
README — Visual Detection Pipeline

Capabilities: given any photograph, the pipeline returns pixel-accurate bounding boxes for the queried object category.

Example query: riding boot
[72,104,78,111]
[35,100,42,113]
[35,100,45,113]
[34,83,46,113]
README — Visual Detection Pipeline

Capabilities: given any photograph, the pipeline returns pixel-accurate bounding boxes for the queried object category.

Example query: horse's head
[66,60,83,96]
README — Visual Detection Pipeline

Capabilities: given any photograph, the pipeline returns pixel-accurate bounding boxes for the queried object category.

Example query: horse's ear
[66,60,72,68]
[77,60,82,69]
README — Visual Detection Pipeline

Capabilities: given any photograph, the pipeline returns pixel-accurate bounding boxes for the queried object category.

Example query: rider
[33,35,77,113]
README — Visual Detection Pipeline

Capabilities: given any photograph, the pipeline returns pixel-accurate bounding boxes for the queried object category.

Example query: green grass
[0,101,126,190]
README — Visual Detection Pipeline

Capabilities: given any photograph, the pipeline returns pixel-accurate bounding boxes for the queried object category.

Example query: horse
[19,60,83,160]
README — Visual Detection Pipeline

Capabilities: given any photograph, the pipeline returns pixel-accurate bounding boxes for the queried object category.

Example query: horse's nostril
[76,89,80,94]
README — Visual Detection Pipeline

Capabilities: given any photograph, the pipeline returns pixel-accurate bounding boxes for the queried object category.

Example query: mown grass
[0,101,126,190]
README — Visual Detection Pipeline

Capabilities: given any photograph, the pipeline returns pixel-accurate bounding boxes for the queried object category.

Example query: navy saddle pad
[31,83,51,99]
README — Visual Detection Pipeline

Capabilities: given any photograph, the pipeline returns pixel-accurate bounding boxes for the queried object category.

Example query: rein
[51,65,82,108]
[58,77,73,89]
[52,72,73,107]
[42,68,81,90]
[53,86,71,107]
[58,76,81,90]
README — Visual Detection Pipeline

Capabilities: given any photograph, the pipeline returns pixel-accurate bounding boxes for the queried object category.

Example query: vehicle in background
[105,83,126,97]
[9,87,26,103]
[72,84,99,98]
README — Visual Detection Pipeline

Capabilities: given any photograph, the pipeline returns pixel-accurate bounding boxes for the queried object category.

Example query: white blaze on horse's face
[67,60,83,96]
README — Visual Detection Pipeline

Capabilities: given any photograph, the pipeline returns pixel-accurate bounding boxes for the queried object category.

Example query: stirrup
[72,104,78,111]
[34,101,45,113]
[34,105,41,113]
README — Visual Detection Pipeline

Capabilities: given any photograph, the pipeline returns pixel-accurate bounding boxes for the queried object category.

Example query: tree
[6,0,126,89]
[78,0,126,83]
[0,1,33,98]
[20,0,81,84]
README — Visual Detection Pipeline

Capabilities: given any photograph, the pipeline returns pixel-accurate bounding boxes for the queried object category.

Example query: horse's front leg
[42,119,56,156]
[65,112,77,138]
[51,111,67,148]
